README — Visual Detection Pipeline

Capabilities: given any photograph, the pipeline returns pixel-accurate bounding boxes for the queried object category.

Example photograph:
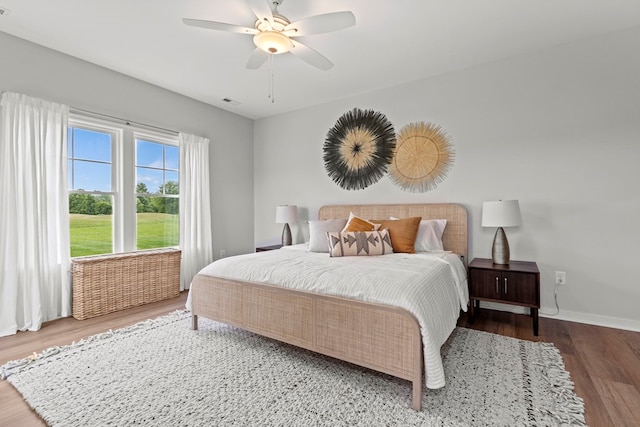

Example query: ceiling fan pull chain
[268,54,275,103]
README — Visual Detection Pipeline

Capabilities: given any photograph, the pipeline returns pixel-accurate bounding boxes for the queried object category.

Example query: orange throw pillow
[342,214,380,232]
[376,217,422,253]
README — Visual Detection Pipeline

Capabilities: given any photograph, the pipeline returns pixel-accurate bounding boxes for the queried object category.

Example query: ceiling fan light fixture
[253,31,292,54]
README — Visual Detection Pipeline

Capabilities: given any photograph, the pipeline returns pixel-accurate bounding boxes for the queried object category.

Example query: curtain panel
[178,132,213,290]
[0,92,71,337]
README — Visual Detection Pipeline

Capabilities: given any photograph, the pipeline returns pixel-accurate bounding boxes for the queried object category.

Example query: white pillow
[307,218,348,252]
[391,217,447,252]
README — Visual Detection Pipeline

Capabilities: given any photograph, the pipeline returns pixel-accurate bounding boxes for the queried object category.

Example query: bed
[187,203,468,410]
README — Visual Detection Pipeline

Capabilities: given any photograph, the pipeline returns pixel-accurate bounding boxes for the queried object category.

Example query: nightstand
[255,244,283,252]
[468,258,540,335]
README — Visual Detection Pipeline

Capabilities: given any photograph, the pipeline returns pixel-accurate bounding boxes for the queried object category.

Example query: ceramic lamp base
[281,223,292,246]
[491,227,510,264]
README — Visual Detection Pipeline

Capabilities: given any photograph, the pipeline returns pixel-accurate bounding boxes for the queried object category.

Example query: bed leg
[191,314,198,330]
[412,379,422,411]
[412,332,424,411]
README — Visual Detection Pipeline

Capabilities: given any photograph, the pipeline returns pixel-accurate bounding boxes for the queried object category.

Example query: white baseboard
[541,309,640,332]
[477,301,640,332]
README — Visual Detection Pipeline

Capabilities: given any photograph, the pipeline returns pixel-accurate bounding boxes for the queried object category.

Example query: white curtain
[0,92,71,337]
[179,132,213,290]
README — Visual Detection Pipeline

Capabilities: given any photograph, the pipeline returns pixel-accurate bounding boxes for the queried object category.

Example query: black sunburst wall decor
[323,108,396,190]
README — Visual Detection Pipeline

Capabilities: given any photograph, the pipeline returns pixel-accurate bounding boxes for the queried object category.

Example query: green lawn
[70,213,178,257]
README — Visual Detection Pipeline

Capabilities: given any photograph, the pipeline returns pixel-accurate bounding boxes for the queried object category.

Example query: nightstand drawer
[469,269,537,306]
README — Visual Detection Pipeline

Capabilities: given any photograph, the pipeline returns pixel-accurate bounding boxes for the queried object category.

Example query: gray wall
[0,31,255,260]
[254,26,640,331]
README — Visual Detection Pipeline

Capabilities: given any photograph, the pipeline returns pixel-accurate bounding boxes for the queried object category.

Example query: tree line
[69,182,179,215]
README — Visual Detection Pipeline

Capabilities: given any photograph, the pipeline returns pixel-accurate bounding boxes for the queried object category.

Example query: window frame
[68,115,179,256]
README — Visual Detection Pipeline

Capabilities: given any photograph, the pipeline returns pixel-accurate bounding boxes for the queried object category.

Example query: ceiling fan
[183,0,356,71]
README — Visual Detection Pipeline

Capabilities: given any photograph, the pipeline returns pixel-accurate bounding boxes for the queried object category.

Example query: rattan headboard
[318,204,468,263]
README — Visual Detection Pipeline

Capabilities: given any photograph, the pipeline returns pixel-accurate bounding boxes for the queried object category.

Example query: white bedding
[186,244,469,389]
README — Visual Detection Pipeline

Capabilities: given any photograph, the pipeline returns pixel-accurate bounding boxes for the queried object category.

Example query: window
[67,117,179,257]
[68,125,115,257]
[135,139,179,250]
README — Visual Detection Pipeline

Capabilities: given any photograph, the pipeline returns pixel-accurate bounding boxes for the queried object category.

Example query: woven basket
[71,248,181,320]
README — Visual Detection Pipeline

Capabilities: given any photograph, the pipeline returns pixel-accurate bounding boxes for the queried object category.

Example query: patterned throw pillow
[326,230,394,257]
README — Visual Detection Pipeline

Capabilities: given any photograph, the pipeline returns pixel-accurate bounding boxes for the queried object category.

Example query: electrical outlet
[220,249,226,258]
[555,271,567,286]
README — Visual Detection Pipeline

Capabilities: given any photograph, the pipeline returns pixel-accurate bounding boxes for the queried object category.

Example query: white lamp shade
[481,200,521,227]
[275,205,298,224]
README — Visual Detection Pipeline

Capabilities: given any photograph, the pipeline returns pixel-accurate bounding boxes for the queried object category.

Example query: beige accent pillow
[375,217,422,254]
[307,218,348,253]
[327,230,393,257]
[342,212,381,232]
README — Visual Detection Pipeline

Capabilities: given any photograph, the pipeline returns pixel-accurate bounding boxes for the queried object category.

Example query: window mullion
[120,128,136,252]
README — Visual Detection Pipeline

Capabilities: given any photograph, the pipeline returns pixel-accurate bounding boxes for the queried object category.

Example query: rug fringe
[0,310,189,380]
[533,343,587,426]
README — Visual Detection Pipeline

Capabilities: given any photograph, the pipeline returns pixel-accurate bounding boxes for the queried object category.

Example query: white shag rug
[1,310,586,426]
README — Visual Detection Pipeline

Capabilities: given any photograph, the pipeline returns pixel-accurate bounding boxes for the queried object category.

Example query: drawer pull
[504,277,508,294]
[495,277,499,294]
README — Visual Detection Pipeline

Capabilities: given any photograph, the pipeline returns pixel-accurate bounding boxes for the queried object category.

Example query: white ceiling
[2,0,640,119]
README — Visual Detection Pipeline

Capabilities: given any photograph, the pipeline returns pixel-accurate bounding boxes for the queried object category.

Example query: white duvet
[186,244,469,389]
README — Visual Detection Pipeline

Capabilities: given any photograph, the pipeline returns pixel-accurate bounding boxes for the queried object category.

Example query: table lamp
[275,205,297,246]
[481,200,521,264]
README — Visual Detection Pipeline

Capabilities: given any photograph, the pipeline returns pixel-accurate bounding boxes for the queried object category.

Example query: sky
[68,128,178,194]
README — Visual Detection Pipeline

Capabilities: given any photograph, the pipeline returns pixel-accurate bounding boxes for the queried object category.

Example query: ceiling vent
[222,98,240,105]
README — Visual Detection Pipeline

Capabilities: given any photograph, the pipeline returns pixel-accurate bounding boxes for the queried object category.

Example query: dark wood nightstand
[255,244,283,252]
[468,258,540,335]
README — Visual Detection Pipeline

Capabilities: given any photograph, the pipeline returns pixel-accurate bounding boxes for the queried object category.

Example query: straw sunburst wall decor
[323,108,395,190]
[388,122,455,192]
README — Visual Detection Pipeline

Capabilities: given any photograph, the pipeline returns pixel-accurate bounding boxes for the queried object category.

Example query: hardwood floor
[458,308,640,427]
[1,294,638,426]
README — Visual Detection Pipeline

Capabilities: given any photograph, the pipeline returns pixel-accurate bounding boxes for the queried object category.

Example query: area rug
[1,310,586,426]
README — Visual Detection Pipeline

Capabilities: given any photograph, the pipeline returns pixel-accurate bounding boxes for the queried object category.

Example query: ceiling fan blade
[290,40,333,71]
[246,0,274,29]
[283,11,355,37]
[182,18,257,34]
[246,48,269,69]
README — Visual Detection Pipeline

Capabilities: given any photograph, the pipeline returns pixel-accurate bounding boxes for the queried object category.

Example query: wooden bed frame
[190,203,468,410]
